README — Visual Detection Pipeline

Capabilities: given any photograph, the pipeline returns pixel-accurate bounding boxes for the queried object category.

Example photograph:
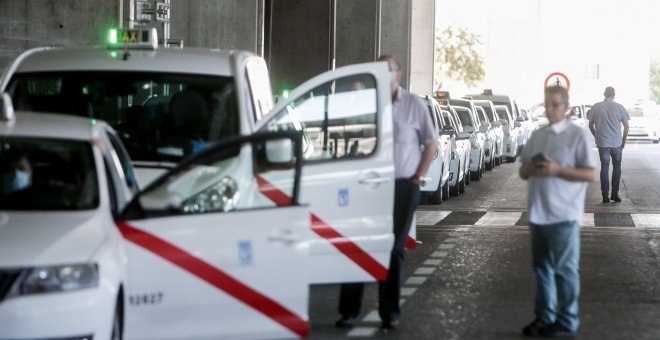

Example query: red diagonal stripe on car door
[256,176,388,281]
[117,222,308,338]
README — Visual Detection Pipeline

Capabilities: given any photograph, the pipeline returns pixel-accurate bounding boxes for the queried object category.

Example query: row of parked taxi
[418,91,538,204]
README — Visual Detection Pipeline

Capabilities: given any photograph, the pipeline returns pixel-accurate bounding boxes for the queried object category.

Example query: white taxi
[1,28,397,285]
[438,106,471,196]
[449,99,486,181]
[0,107,312,339]
[419,95,451,204]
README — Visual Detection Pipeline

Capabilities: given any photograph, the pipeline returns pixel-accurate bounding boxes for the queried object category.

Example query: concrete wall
[170,0,259,52]
[0,0,118,70]
[267,0,331,94]
[335,0,379,67]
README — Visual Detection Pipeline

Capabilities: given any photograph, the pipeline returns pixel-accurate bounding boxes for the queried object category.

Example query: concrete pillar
[379,0,412,89]
[409,0,435,95]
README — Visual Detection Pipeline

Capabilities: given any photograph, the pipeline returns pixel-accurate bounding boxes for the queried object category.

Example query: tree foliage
[651,59,660,104]
[435,26,486,89]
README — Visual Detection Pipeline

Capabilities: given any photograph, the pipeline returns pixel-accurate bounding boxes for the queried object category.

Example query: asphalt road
[308,142,660,339]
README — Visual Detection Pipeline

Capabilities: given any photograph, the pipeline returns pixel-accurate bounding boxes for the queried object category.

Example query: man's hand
[534,159,561,177]
[409,175,421,185]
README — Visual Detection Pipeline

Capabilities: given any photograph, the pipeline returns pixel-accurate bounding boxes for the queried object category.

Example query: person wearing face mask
[1,151,33,194]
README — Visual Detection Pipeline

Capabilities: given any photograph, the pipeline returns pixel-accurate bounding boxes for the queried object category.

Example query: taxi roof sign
[107,28,158,50]
[433,91,451,100]
[482,89,493,95]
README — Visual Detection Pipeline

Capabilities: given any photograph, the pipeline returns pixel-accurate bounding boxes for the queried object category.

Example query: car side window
[246,59,275,122]
[106,131,138,193]
[266,74,378,162]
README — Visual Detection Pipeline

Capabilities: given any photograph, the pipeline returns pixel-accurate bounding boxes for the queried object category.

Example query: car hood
[0,210,109,267]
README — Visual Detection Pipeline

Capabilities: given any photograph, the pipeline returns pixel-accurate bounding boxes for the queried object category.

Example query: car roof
[467,94,512,102]
[11,47,249,77]
[0,112,108,141]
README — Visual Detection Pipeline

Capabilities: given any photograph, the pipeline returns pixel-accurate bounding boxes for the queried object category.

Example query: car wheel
[459,173,466,193]
[428,184,443,205]
[486,158,493,171]
[654,139,659,144]
[111,300,123,340]
[442,181,450,200]
[450,181,460,197]
[465,167,471,185]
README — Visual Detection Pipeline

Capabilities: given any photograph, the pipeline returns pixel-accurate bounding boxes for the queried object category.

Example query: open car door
[118,132,310,339]
[257,62,395,284]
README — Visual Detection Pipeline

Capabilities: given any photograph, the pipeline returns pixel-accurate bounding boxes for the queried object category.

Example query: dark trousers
[598,146,623,196]
[338,179,420,322]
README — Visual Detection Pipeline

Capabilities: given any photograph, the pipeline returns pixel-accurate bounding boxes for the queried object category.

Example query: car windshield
[8,72,239,164]
[476,107,489,122]
[0,138,99,210]
[454,108,474,127]
[478,104,496,121]
[492,101,514,117]
[495,107,511,121]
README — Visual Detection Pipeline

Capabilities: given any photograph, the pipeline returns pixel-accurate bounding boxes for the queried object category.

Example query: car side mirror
[1,93,15,121]
[265,138,294,164]
[441,125,456,136]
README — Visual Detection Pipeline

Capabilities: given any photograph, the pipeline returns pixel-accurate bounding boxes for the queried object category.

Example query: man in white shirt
[519,85,597,338]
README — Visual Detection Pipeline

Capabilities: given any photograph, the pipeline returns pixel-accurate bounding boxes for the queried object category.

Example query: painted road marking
[424,259,442,266]
[414,267,436,275]
[362,310,380,322]
[475,211,523,226]
[444,237,459,243]
[401,287,417,296]
[406,276,428,285]
[631,214,660,228]
[431,251,449,258]
[416,210,452,224]
[456,227,469,232]
[438,244,455,250]
[583,213,595,227]
[347,327,379,337]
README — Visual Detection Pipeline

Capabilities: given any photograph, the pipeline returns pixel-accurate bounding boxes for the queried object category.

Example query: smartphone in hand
[532,153,548,166]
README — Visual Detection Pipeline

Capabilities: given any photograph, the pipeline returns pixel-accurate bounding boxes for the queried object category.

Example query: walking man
[519,85,597,338]
[336,55,436,330]
[589,86,629,203]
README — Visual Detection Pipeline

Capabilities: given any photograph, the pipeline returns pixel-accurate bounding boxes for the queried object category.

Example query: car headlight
[182,176,240,214]
[10,263,99,296]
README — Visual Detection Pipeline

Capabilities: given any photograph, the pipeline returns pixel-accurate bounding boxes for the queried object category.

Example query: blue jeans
[530,221,580,332]
[598,146,622,196]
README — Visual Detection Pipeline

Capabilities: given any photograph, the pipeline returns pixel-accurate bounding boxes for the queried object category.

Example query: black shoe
[602,196,610,203]
[539,322,576,338]
[522,318,549,337]
[380,319,399,331]
[611,195,622,203]
[335,316,356,328]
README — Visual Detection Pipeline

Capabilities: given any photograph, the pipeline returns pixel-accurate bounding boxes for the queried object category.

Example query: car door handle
[268,229,299,246]
[358,177,390,185]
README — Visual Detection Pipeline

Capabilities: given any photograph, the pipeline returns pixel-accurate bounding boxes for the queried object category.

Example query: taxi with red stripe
[0,105,311,339]
[1,28,401,286]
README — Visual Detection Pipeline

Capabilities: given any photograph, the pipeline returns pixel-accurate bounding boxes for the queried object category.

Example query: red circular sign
[544,72,571,91]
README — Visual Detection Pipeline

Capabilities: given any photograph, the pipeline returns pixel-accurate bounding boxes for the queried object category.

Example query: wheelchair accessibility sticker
[338,188,349,207]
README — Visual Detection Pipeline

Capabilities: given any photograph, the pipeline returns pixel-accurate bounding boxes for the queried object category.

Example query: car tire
[428,184,443,205]
[442,181,450,200]
[450,181,460,197]
[459,173,466,193]
[111,297,123,340]
[486,158,493,171]
[654,139,659,144]
[465,166,471,185]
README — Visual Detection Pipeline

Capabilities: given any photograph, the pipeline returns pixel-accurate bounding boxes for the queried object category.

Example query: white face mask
[2,170,30,193]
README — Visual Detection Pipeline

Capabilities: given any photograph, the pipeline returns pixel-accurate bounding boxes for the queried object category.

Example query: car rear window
[8,72,239,164]
[0,138,99,210]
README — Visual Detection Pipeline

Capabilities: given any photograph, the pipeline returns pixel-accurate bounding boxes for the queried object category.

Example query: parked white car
[450,99,486,180]
[473,100,504,166]
[1,28,397,285]
[474,106,498,171]
[494,105,521,162]
[419,95,452,204]
[626,106,660,143]
[0,110,312,339]
[439,105,471,195]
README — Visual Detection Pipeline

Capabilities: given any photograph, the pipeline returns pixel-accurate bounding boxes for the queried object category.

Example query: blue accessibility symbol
[338,188,349,207]
[238,241,253,266]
